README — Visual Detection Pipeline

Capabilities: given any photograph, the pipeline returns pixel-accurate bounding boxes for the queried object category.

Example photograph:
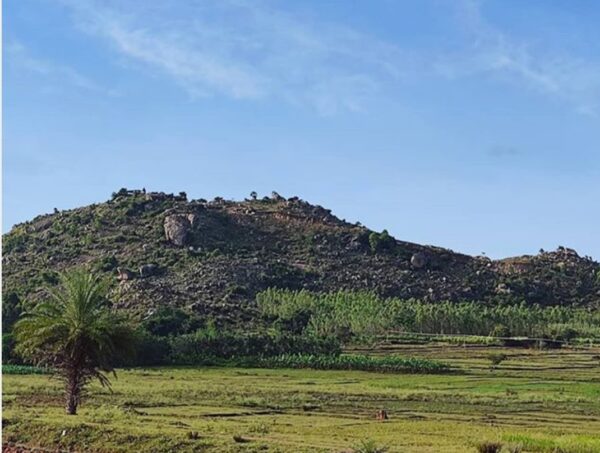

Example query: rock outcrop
[164,214,197,246]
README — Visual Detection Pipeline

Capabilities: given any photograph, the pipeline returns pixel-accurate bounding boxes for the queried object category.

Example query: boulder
[164,214,195,246]
[139,264,159,278]
[30,216,54,232]
[410,252,428,269]
[187,213,198,228]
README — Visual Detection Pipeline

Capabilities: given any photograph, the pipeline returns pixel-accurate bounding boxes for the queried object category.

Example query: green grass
[3,344,600,452]
[2,364,51,375]
[254,353,450,373]
[177,353,450,373]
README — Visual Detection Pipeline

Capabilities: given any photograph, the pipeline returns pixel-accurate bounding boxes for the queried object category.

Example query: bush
[487,353,507,370]
[3,228,27,254]
[41,270,59,285]
[352,439,389,453]
[544,324,579,342]
[2,292,22,332]
[476,442,503,453]
[2,333,20,364]
[124,328,341,367]
[141,307,204,337]
[111,188,129,200]
[127,330,171,366]
[489,324,510,337]
[368,230,395,253]
[95,255,118,272]
[168,331,341,365]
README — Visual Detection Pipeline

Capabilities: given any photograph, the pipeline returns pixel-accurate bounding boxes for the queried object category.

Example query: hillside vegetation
[3,189,600,330]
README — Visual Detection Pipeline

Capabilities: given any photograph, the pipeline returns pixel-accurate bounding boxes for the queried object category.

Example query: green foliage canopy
[14,269,136,414]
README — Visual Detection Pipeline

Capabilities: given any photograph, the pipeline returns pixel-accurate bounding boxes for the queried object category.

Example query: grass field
[3,344,600,452]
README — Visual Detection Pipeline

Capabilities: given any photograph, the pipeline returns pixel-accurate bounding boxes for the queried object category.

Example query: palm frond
[13,267,136,390]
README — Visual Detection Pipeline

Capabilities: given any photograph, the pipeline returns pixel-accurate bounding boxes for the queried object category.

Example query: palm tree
[14,268,136,415]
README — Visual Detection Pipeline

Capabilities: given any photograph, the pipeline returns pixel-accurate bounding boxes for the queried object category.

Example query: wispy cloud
[56,0,412,114]
[441,0,600,116]
[51,0,600,116]
[5,40,115,95]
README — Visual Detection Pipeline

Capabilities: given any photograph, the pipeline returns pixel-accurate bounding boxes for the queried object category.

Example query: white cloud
[56,0,410,114]
[6,40,115,95]
[444,0,600,116]
[47,0,600,116]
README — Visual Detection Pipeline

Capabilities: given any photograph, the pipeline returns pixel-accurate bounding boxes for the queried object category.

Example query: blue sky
[4,0,600,259]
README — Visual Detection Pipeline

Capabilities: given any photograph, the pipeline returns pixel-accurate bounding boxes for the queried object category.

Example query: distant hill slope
[3,189,599,324]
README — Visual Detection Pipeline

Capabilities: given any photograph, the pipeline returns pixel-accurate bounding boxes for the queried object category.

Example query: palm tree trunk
[65,368,80,415]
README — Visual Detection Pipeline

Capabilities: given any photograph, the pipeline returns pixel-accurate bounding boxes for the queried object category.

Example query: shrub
[2,292,22,332]
[476,442,503,453]
[368,230,395,253]
[126,328,341,367]
[168,331,341,364]
[141,307,203,337]
[232,435,250,443]
[3,228,27,254]
[2,333,19,364]
[186,431,201,440]
[352,439,388,453]
[95,255,118,272]
[111,188,129,200]
[544,324,579,342]
[273,307,312,335]
[41,270,59,285]
[487,353,507,370]
[490,324,510,337]
[128,330,171,366]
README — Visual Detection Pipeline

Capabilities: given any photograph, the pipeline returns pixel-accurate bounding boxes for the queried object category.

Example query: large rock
[410,252,428,269]
[164,214,196,246]
[139,264,159,278]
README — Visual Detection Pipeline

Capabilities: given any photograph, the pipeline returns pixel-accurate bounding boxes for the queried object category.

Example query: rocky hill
[3,189,599,324]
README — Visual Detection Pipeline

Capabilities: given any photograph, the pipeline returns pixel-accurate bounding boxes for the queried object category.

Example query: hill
[3,189,599,325]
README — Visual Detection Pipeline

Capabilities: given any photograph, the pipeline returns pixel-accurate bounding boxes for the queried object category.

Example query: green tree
[14,269,136,415]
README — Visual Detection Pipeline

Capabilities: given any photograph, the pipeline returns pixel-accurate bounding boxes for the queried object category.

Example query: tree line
[257,288,600,342]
